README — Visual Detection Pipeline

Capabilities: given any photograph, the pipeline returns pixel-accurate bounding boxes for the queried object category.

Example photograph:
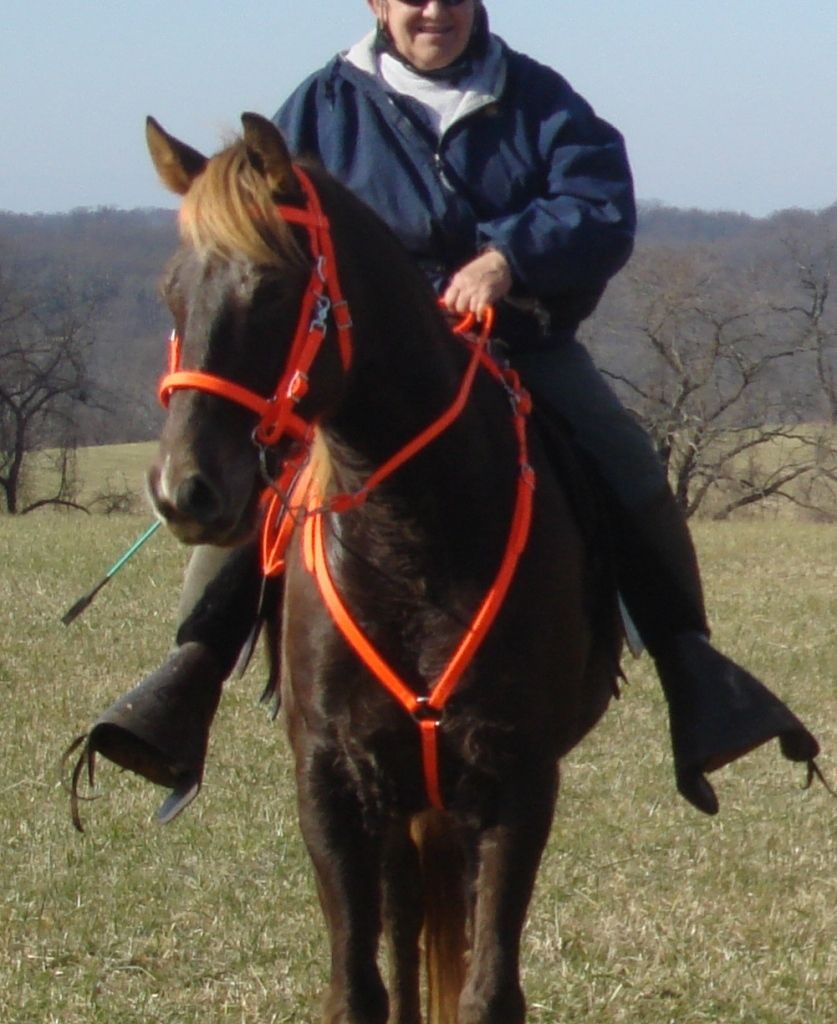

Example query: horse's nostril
[175,474,222,525]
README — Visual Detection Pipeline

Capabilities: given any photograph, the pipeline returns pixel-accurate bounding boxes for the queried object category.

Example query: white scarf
[344,29,507,138]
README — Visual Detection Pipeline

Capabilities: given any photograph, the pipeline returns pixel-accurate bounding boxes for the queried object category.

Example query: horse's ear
[146,116,207,195]
[241,112,298,197]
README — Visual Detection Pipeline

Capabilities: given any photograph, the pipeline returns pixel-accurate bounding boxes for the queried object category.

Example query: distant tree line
[0,209,173,512]
[1,201,835,517]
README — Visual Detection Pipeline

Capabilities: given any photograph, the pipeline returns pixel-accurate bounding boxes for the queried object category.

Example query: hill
[1,199,835,519]
[0,207,176,445]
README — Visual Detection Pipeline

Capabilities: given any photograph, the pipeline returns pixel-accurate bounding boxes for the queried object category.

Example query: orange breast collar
[262,333,535,811]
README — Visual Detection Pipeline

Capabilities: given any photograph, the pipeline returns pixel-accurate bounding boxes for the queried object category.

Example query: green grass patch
[73,442,157,509]
[19,443,156,515]
[0,515,834,1022]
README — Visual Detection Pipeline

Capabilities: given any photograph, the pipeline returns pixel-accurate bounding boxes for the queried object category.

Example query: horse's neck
[321,312,518,585]
[314,183,520,569]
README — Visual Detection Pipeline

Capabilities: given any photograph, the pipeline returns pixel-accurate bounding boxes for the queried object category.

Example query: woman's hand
[442,249,513,318]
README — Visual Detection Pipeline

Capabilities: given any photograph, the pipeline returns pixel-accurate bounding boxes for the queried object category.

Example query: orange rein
[156,167,536,810]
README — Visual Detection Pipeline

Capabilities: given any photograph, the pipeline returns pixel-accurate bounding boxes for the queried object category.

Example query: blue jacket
[274,33,636,341]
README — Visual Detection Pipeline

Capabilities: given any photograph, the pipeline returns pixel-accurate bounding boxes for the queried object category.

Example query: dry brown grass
[0,506,833,1023]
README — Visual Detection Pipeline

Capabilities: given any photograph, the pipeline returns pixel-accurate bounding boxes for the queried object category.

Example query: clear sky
[2,1,836,217]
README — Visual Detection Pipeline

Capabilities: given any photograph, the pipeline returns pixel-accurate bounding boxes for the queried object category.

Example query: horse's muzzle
[147,461,255,546]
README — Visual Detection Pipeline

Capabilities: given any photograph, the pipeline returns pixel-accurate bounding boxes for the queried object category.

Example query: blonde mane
[178,142,306,270]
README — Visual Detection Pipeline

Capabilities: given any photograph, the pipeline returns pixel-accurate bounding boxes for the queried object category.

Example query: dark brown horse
[145,113,620,1024]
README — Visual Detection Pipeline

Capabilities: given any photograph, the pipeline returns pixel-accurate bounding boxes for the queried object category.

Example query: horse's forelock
[178,142,305,270]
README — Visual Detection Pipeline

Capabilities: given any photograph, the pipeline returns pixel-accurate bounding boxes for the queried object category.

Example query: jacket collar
[343,30,379,76]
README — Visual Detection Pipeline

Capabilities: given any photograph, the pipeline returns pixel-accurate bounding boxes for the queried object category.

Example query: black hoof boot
[67,642,225,829]
[656,632,820,814]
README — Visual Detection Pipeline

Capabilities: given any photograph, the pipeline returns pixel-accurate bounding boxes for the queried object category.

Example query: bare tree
[586,245,836,519]
[775,230,837,421]
[0,264,101,514]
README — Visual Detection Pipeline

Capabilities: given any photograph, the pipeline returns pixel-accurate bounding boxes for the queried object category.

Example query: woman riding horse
[79,0,817,819]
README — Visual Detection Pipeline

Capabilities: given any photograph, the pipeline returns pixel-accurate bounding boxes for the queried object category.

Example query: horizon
[4,196,833,224]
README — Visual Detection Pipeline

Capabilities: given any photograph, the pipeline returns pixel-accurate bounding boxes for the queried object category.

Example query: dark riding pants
[509,338,668,511]
[510,337,707,650]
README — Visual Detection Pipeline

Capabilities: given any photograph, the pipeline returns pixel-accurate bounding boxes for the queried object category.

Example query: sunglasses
[395,1,469,7]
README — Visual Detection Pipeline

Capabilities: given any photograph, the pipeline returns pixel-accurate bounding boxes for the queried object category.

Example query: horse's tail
[410,809,468,1024]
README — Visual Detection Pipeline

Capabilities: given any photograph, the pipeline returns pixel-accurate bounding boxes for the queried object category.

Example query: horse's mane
[178,141,306,270]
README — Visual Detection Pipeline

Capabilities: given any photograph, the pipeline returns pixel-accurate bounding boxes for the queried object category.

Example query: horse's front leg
[459,761,560,1024]
[296,747,389,1024]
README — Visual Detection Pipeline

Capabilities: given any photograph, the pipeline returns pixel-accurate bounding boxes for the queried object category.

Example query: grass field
[0,497,834,1022]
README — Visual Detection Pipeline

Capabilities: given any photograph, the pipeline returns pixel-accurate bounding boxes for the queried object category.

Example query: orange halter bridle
[156,167,536,811]
[158,165,353,448]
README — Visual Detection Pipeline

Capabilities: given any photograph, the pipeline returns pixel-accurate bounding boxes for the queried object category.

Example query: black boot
[68,540,271,828]
[655,632,819,814]
[69,643,226,828]
[612,488,820,814]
